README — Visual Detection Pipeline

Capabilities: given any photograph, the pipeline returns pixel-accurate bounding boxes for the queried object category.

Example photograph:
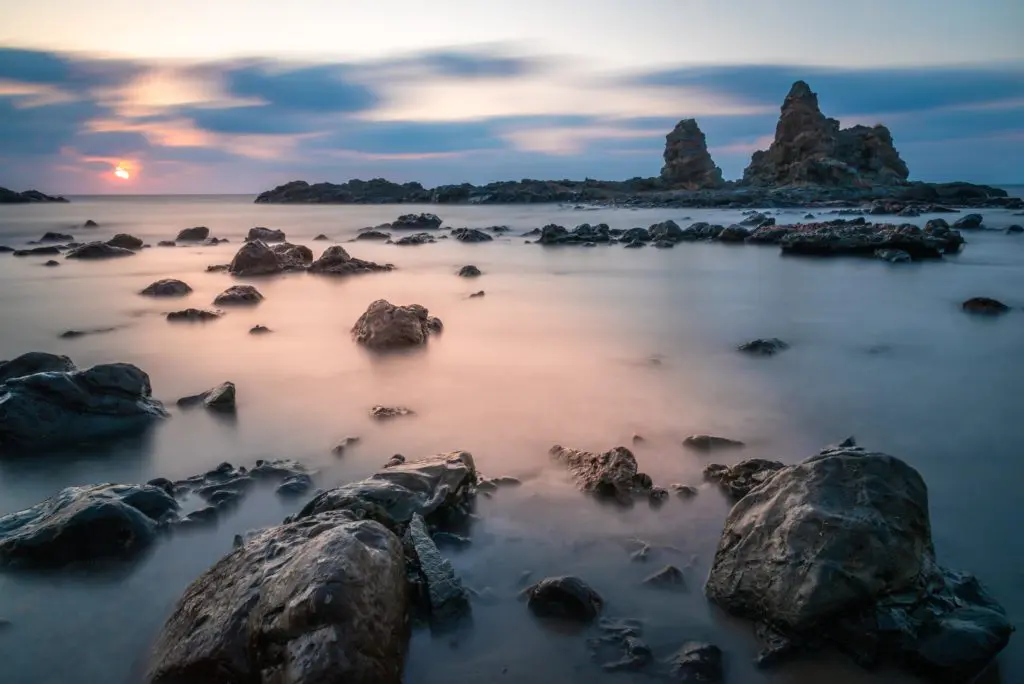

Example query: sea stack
[742,81,909,187]
[660,119,724,189]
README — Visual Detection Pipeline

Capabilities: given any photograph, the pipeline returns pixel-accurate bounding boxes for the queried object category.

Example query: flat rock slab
[405,513,472,632]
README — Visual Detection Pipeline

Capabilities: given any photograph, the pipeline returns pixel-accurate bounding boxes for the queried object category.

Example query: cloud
[0,47,143,91]
[379,47,545,79]
[219,62,378,113]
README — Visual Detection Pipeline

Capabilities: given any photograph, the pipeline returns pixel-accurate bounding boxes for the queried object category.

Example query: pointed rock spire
[660,119,724,189]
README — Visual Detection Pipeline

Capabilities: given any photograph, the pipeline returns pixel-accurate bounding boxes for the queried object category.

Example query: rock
[331,436,360,455]
[106,233,143,250]
[394,232,436,245]
[450,227,493,242]
[370,405,414,419]
[953,214,983,230]
[623,240,645,249]
[875,248,911,263]
[1006,225,1023,234]
[177,381,236,411]
[743,81,908,187]
[457,265,481,277]
[660,119,725,189]
[275,474,313,497]
[212,285,263,306]
[59,327,116,339]
[703,459,784,499]
[648,487,669,505]
[166,308,221,322]
[654,240,675,249]
[925,218,949,232]
[392,213,442,230]
[682,435,745,451]
[469,290,485,298]
[704,446,1012,681]
[537,222,612,245]
[671,484,698,498]
[804,213,815,219]
[0,351,75,383]
[620,227,651,243]
[245,226,286,242]
[297,451,477,527]
[352,300,442,349]
[227,240,281,276]
[383,454,406,469]
[962,297,1009,315]
[642,565,687,591]
[737,337,789,356]
[271,242,313,269]
[355,229,391,241]
[205,264,228,272]
[182,506,219,527]
[175,226,209,241]
[307,244,392,275]
[0,484,177,568]
[40,231,74,242]
[648,220,687,242]
[0,245,13,253]
[524,576,603,622]
[13,245,61,256]
[140,279,192,297]
[717,225,750,242]
[778,220,963,258]
[84,219,98,227]
[587,618,652,672]
[249,324,272,334]
[65,242,136,259]
[146,512,408,684]
[405,513,472,631]
[0,362,168,449]
[549,445,655,506]
[739,211,772,227]
[313,233,329,240]
[666,642,724,683]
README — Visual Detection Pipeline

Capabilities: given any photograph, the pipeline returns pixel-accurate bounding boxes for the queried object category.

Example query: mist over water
[0,196,1022,684]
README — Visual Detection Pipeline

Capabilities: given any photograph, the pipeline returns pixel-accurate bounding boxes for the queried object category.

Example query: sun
[114,164,130,180]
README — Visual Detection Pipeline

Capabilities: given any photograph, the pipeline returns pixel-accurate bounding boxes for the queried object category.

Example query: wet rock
[624,240,645,249]
[405,513,472,631]
[962,297,1009,315]
[394,232,436,245]
[666,641,724,682]
[205,264,228,272]
[0,484,177,568]
[251,458,310,481]
[140,279,192,297]
[648,487,669,505]
[457,265,481,277]
[661,118,724,189]
[924,218,949,232]
[59,327,117,339]
[875,248,911,263]
[107,233,143,250]
[331,436,360,455]
[245,226,286,242]
[13,245,61,256]
[682,435,745,452]
[654,240,675,248]
[630,544,651,562]
[648,220,686,242]
[175,226,209,241]
[804,213,815,219]
[40,231,74,242]
[537,222,612,245]
[524,576,603,622]
[0,245,13,253]
[588,618,652,672]
[276,474,314,497]
[549,444,655,506]
[671,484,699,498]
[740,212,772,227]
[182,506,219,527]
[953,214,983,230]
[703,459,784,499]
[84,219,98,227]
[308,244,392,275]
[432,531,472,549]
[705,446,1012,681]
[146,512,408,684]
[227,240,281,276]
[392,213,442,230]
[166,308,221,322]
[177,381,236,411]
[313,233,329,241]
[620,227,651,243]
[779,221,962,258]
[65,241,136,259]
[717,224,750,243]
[469,290,485,298]
[355,229,391,241]
[271,242,313,269]
[0,362,168,449]
[212,284,263,306]
[451,227,493,243]
[352,300,442,349]
[1006,224,1023,234]
[0,351,76,383]
[384,454,406,469]
[370,405,414,419]
[642,565,687,591]
[248,324,272,334]
[738,338,789,356]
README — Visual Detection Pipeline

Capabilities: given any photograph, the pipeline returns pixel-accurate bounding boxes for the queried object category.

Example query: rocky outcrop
[140,279,192,297]
[394,232,436,245]
[704,446,1012,680]
[737,338,789,356]
[212,285,263,306]
[703,459,784,499]
[146,511,408,684]
[307,245,392,276]
[177,381,236,411]
[13,245,61,256]
[228,240,286,276]
[245,226,286,242]
[355,229,391,241]
[962,297,1009,314]
[450,227,493,243]
[271,242,313,268]
[166,308,221,322]
[0,484,177,568]
[65,242,135,259]
[523,576,603,622]
[743,81,909,187]
[255,178,430,204]
[0,351,75,383]
[391,213,442,230]
[776,220,964,258]
[175,226,209,241]
[537,223,613,245]
[0,187,68,203]
[549,445,658,506]
[39,231,74,242]
[953,213,984,230]
[107,233,144,250]
[351,300,442,349]
[0,362,168,449]
[660,119,724,189]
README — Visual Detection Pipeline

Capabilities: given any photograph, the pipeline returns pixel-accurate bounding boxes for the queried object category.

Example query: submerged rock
[65,242,136,259]
[394,232,436,245]
[875,248,911,263]
[107,233,143,250]
[175,226,209,241]
[0,351,76,383]
[245,226,286,242]
[84,219,98,227]
[588,618,653,673]
[649,220,685,243]
[405,513,472,631]
[469,290,485,298]
[146,512,408,684]
[642,565,687,592]
[352,300,442,349]
[248,324,272,335]
[451,227,493,243]
[962,297,1009,315]
[275,474,313,497]
[524,576,603,622]
[738,338,789,356]
[953,214,983,230]
[457,264,481,277]
[212,284,263,306]
[0,362,168,449]
[537,222,612,245]
[166,308,221,322]
[1006,224,1023,234]
[271,242,313,269]
[39,231,74,242]
[370,405,414,419]
[392,213,442,230]
[703,459,784,499]
[307,245,392,275]
[59,327,117,339]
[140,279,192,297]
[666,642,724,683]
[177,381,236,412]
[14,245,62,256]
[313,233,329,241]
[717,224,751,242]
[704,446,1012,681]
[0,484,177,568]
[682,434,745,452]
[355,229,391,241]
[549,444,656,506]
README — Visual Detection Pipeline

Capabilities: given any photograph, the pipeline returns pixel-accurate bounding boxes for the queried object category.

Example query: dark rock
[705,446,1012,681]
[0,245,13,253]
[405,513,472,631]
[157,240,176,247]
[166,308,221,322]
[384,454,406,469]
[140,279,192,297]
[717,225,750,242]
[65,242,135,259]
[352,300,442,349]
[203,237,227,245]
[924,218,949,232]
[740,212,772,227]
[271,242,313,269]
[683,435,745,451]
[624,240,645,249]
[432,531,472,549]
[0,362,167,449]
[392,213,442,230]
[0,188,67,203]
[275,474,314,497]
[355,229,391,240]
[666,642,724,682]
[0,352,75,383]
[451,227,493,242]
[620,227,651,242]
[206,264,228,272]
[962,297,1009,315]
[59,327,117,339]
[524,576,603,622]
[661,119,725,189]
[394,232,436,245]
[83,219,98,227]
[331,436,360,455]
[953,214,983,230]
[642,565,687,591]
[249,324,272,334]
[838,436,857,448]
[897,206,920,217]
[251,458,310,481]
[175,227,209,241]
[648,220,686,242]
[779,221,962,258]
[654,240,675,249]
[457,265,481,277]
[308,244,392,275]
[182,506,219,526]
[648,487,669,505]
[549,444,656,506]
[537,222,612,245]
[255,178,429,204]
[227,240,281,276]
[488,225,510,232]
[1006,225,1023,234]
[671,484,699,498]
[370,405,414,419]
[0,484,177,568]
[587,618,652,672]
[469,290,485,298]
[13,246,61,256]
[312,233,329,240]
[245,226,286,242]
[40,231,74,242]
[703,459,785,499]
[107,234,143,250]
[146,512,408,684]
[804,213,816,219]
[212,284,263,306]
[875,248,911,263]
[738,337,789,355]
[177,381,236,411]
[43,259,59,266]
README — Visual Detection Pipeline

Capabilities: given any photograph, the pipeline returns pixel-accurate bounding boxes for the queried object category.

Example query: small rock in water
[703,459,785,499]
[457,264,482,277]
[738,337,789,356]
[246,226,286,242]
[175,226,209,242]
[469,290,485,298]
[875,248,911,263]
[177,381,236,411]
[838,436,857,448]
[43,259,60,267]
[953,213,983,230]
[248,324,272,334]
[313,233,329,241]
[213,285,263,306]
[205,264,229,272]
[631,433,644,444]
[1006,225,1023,234]
[275,474,314,497]
[588,618,653,673]
[666,641,724,682]
[331,436,360,455]
[59,327,117,339]
[83,219,98,227]
[523,576,603,622]
[432,531,472,550]
[682,434,745,452]
[642,565,687,591]
[352,300,442,349]
[157,241,176,247]
[648,487,669,506]
[106,233,143,250]
[671,484,699,498]
[370,405,414,419]
[140,279,192,297]
[384,454,406,468]
[166,308,221,322]
[962,297,1009,315]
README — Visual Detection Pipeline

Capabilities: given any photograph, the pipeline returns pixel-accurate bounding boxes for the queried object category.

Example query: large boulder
[146,511,408,684]
[65,241,136,259]
[228,240,283,276]
[742,81,909,187]
[391,213,442,230]
[705,446,1012,681]
[246,226,286,242]
[0,484,177,568]
[450,227,493,243]
[175,226,209,241]
[308,245,392,276]
[140,279,192,297]
[351,299,442,349]
[660,119,725,189]
[107,233,144,250]
[0,362,168,449]
[213,285,263,306]
[0,351,75,383]
[537,223,612,245]
[549,445,657,506]
[271,242,314,269]
[648,220,685,243]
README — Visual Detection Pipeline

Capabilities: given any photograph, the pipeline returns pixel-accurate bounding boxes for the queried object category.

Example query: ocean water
[0,196,1022,684]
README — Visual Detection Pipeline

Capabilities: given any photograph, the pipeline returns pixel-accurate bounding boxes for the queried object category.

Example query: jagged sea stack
[660,119,724,189]
[742,81,909,187]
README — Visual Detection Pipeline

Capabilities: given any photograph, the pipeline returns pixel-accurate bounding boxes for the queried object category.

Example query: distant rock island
[257,80,1017,209]
[0,187,68,204]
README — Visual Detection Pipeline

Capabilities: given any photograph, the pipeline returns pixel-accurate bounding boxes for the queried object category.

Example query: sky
[0,0,1021,193]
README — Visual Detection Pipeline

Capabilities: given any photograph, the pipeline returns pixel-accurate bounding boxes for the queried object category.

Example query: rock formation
[0,187,68,203]
[65,242,136,259]
[743,81,909,187]
[140,279,192,297]
[106,233,144,250]
[0,351,76,383]
[660,119,724,189]
[212,285,263,306]
[246,226,286,242]
[549,444,659,506]
[351,300,442,349]
[175,226,209,241]
[307,245,392,276]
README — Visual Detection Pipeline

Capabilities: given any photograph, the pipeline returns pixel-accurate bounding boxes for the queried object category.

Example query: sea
[0,191,1022,684]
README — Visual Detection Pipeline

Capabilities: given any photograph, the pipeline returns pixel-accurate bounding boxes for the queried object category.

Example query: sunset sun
[114,164,130,180]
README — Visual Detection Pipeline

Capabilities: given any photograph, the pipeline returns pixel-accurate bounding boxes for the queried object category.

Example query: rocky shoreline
[0,187,68,204]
